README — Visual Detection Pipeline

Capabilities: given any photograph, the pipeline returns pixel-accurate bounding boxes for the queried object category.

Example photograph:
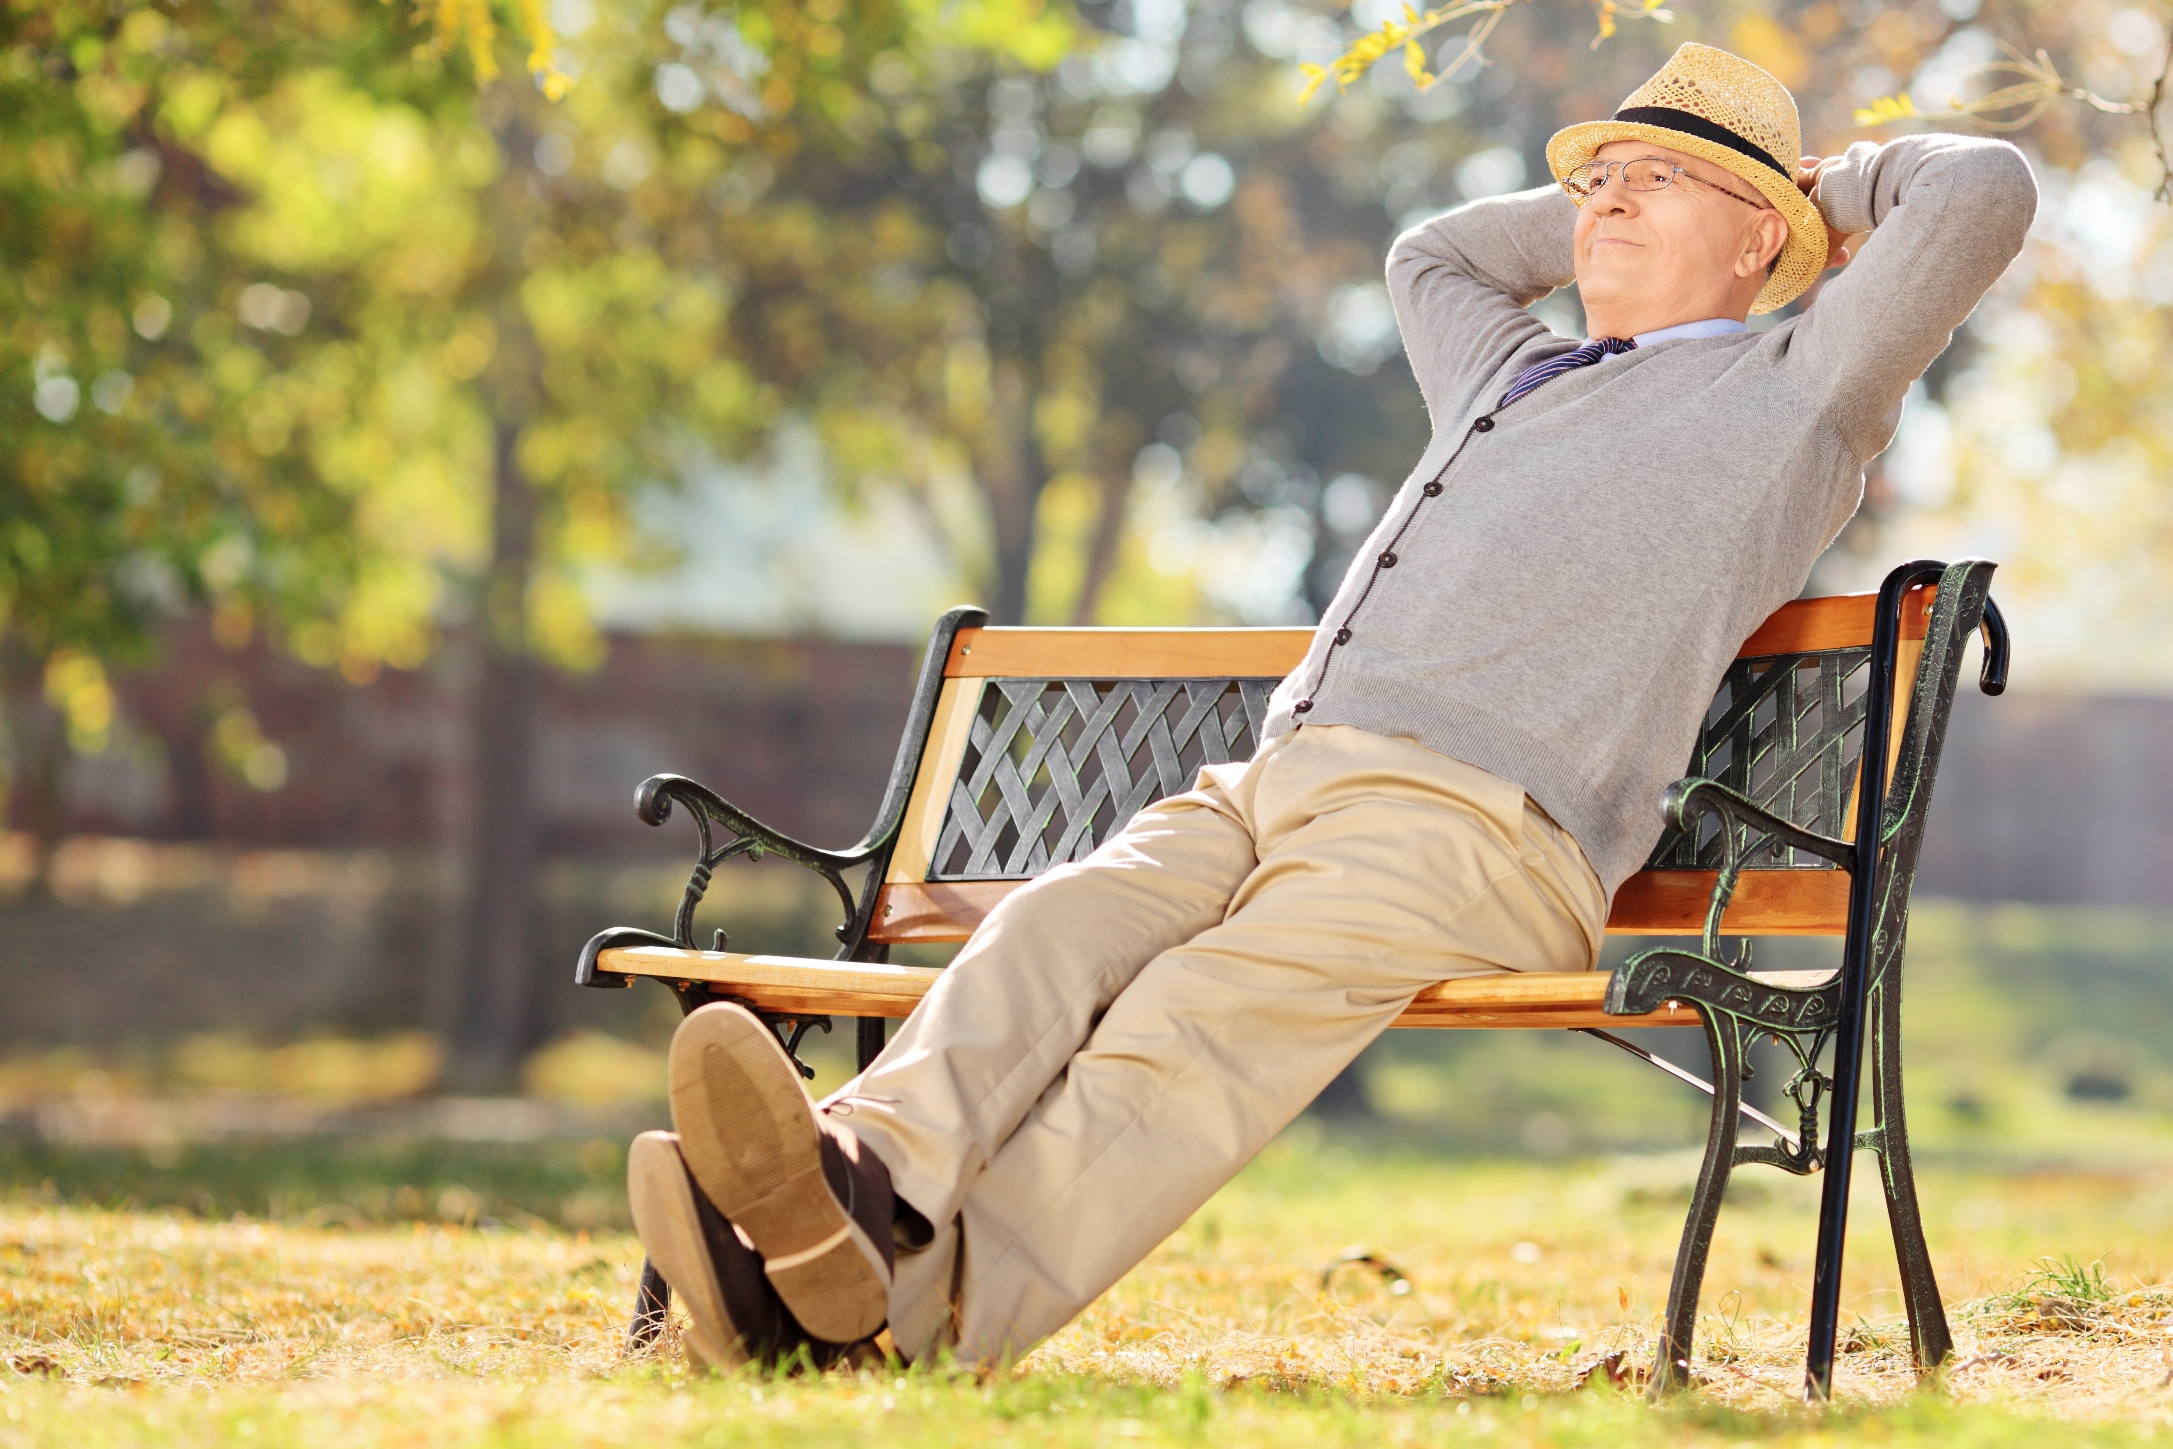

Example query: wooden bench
[578,558,2006,1398]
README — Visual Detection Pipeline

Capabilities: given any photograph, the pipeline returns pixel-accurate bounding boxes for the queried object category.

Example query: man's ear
[1740,210,1789,277]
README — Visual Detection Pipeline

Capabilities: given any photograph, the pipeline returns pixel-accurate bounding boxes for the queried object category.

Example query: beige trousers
[823,723,1606,1364]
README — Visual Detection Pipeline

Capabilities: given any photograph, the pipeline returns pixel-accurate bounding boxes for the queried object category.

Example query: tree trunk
[0,637,66,897]
[1069,416,1143,625]
[1308,1055,1377,1119]
[442,99,546,1092]
[445,417,541,1091]
[981,355,1042,626]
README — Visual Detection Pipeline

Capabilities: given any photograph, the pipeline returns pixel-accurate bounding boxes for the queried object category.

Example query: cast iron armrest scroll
[1592,773,1867,1308]
[572,774,883,988]
[1976,596,2008,697]
[579,760,936,1351]
[1660,777,1855,963]
[573,606,987,1000]
[642,771,880,943]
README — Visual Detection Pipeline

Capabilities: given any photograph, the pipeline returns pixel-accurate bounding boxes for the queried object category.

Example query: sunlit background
[5,0,2172,1225]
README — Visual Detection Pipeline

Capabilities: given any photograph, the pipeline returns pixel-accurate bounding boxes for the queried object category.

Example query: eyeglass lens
[1567,158,1678,196]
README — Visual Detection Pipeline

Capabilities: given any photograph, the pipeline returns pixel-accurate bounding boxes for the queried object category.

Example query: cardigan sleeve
[1386,185,1581,426]
[1785,135,2037,461]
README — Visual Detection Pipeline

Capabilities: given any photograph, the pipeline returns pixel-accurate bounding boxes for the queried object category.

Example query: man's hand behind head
[1797,156,1854,272]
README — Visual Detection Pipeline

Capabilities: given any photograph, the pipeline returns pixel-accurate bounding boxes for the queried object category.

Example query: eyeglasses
[1563,156,1766,210]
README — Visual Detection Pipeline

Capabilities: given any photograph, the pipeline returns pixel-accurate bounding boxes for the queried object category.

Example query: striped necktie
[1497,336,1636,410]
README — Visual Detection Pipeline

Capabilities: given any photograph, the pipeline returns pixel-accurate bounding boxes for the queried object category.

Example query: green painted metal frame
[1605,558,2005,1397]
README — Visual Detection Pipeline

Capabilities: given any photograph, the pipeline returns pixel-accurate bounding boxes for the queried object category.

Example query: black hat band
[1610,105,1792,180]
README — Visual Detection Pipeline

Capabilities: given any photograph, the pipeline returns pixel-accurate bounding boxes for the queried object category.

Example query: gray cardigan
[1261,135,2038,896]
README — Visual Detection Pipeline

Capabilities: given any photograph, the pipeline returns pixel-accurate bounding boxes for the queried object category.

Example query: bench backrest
[861,586,1959,947]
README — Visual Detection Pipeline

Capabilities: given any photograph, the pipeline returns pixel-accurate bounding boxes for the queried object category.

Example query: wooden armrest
[595,947,942,1016]
[1400,972,1699,1028]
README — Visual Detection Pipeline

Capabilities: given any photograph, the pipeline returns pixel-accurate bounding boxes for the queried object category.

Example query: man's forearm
[1387,186,1578,423]
[1811,134,2033,239]
[1388,186,1580,309]
[1793,135,2037,455]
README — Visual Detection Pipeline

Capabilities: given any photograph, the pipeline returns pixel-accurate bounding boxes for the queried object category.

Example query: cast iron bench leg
[1870,979,1954,1371]
[626,1257,672,1353]
[1649,1006,1751,1396]
[857,1015,887,1072]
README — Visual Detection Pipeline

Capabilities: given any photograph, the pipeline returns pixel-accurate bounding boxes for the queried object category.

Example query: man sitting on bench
[623,43,2037,1370]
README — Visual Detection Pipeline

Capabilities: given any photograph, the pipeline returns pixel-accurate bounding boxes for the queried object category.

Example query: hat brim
[1545,120,1827,315]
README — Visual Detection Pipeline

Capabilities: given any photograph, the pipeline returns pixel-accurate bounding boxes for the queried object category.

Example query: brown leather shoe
[626,1130,864,1371]
[628,1129,781,1368]
[667,1003,894,1343]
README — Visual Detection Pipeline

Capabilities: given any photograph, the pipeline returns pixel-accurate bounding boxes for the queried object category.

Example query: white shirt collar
[1631,317,1749,347]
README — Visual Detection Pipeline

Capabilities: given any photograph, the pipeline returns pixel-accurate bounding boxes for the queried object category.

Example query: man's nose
[1589,178,1636,217]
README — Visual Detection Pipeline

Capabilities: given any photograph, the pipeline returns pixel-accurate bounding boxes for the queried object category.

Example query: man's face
[1570,140,1782,324]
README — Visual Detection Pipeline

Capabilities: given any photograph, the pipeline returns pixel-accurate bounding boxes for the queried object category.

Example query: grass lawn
[8,1131,2173,1446]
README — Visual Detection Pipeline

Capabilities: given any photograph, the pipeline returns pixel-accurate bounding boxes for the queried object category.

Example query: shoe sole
[625,1130,744,1370]
[668,1003,889,1343]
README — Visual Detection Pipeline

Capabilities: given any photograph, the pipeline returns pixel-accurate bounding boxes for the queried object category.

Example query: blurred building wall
[63,621,923,855]
[1916,689,2173,909]
[6,621,925,1051]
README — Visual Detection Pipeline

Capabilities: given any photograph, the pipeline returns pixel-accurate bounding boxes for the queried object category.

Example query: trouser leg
[825,744,1281,1348]
[943,726,1604,1362]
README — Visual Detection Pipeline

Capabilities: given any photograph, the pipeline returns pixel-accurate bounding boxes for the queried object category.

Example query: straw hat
[1546,43,1826,314]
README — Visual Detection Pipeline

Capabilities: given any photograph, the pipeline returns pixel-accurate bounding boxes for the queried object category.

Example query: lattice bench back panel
[930,679,1277,880]
[920,655,1882,882]
[1650,648,1873,872]
[872,597,1929,943]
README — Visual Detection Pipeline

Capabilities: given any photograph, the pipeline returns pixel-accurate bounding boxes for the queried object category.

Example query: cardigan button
[1422,482,1443,497]
[1377,551,1398,568]
[1473,416,1495,432]
[1293,699,1314,714]
[1334,628,1351,645]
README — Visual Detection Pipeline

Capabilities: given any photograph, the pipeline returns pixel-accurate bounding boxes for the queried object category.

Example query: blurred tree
[1765,0,2173,618]
[722,0,1468,629]
[742,0,2163,632]
[0,0,368,891]
[1818,2,2173,668]
[2,0,1073,1082]
[198,0,1074,1086]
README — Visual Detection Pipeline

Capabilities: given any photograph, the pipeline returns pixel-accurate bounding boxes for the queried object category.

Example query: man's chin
[1569,279,1642,317]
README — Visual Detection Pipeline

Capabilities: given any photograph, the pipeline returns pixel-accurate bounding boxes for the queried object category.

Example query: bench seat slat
[866,867,1854,945]
[591,946,1821,1030]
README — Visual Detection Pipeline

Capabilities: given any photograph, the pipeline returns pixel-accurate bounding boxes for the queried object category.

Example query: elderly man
[624,43,2038,1370]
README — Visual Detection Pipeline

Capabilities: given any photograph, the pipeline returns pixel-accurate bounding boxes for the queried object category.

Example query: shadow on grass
[0,1135,636,1229]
